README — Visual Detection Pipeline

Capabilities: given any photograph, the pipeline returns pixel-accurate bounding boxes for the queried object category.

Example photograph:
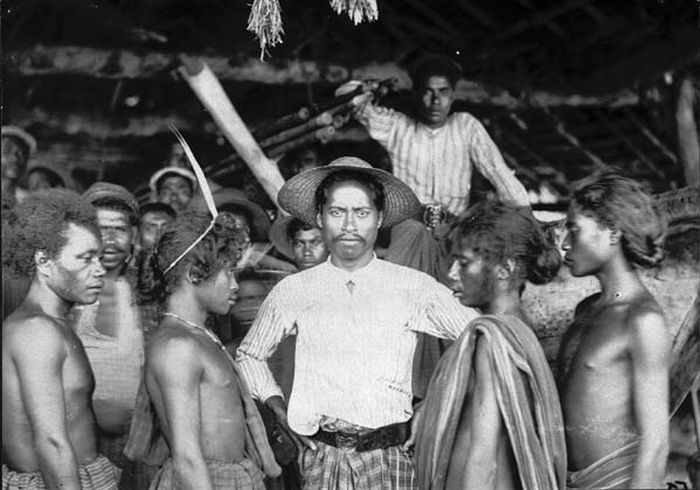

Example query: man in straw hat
[2,189,120,489]
[236,156,481,489]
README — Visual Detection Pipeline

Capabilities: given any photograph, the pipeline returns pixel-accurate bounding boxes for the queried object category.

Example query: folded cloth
[414,314,566,490]
[123,355,281,479]
[149,457,265,490]
[2,454,120,490]
[300,443,416,490]
[567,440,639,489]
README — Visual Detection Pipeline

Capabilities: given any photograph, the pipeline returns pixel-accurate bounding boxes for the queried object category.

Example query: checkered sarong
[2,454,120,490]
[300,442,417,490]
[149,458,265,490]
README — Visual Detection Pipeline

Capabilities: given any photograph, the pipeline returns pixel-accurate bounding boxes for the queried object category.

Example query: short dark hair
[286,218,317,242]
[27,167,65,188]
[2,189,99,279]
[138,211,249,304]
[140,202,176,219]
[156,171,194,194]
[411,54,462,90]
[451,201,562,288]
[314,170,385,215]
[571,171,666,268]
[92,196,140,227]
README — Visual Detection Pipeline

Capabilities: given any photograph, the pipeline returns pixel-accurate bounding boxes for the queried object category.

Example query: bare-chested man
[414,201,566,490]
[2,189,120,489]
[124,211,280,489]
[558,172,670,489]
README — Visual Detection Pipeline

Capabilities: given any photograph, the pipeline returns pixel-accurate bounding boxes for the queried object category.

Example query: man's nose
[94,260,107,277]
[342,214,357,232]
[229,276,239,292]
[447,260,460,281]
[561,232,571,251]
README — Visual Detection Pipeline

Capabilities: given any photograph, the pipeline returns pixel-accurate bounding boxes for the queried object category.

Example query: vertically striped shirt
[358,105,530,215]
[235,257,479,435]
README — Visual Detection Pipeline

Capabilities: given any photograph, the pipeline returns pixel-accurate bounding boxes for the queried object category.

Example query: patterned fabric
[300,442,416,490]
[123,349,281,479]
[567,441,639,489]
[149,458,266,490]
[236,256,479,435]
[357,105,529,215]
[2,454,120,490]
[72,277,145,434]
[415,315,566,490]
[98,432,158,490]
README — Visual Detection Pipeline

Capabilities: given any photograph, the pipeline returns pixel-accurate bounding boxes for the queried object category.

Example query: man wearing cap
[236,157,480,489]
[149,166,198,214]
[2,125,37,206]
[72,182,153,488]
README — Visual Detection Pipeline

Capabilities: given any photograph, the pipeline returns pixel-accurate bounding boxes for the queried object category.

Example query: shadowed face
[46,223,106,305]
[197,265,239,315]
[317,181,383,270]
[418,76,455,129]
[230,278,268,333]
[562,205,615,277]
[292,228,328,270]
[139,211,174,250]
[1,136,29,183]
[97,208,135,272]
[447,244,495,310]
[158,175,193,213]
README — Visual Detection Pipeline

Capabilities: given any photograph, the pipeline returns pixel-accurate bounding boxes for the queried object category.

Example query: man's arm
[149,338,213,490]
[449,335,503,488]
[14,320,81,490]
[628,308,670,488]
[421,279,480,340]
[467,117,530,207]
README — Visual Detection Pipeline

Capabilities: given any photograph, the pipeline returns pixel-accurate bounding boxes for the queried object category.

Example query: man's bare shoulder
[145,322,204,374]
[3,307,70,357]
[624,293,669,350]
[573,292,602,318]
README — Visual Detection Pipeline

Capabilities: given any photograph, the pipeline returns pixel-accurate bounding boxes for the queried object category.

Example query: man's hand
[402,400,425,452]
[266,396,318,452]
[335,80,376,119]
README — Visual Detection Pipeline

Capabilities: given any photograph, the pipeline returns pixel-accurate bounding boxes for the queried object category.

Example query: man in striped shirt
[236,157,480,490]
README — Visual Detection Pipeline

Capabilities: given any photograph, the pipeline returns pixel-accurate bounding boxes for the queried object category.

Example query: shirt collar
[323,253,379,282]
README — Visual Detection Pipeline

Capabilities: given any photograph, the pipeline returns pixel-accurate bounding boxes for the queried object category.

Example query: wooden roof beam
[511,0,568,38]
[454,1,500,31]
[499,0,594,39]
[540,107,609,169]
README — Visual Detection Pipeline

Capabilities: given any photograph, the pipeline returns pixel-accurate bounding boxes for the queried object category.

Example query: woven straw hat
[83,181,140,225]
[2,126,37,156]
[188,187,271,242]
[278,156,420,228]
[269,215,301,261]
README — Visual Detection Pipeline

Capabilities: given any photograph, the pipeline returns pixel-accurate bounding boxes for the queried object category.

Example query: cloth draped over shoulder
[414,315,566,490]
[123,356,281,479]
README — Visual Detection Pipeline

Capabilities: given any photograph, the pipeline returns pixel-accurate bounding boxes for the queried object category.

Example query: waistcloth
[311,422,410,452]
[300,443,416,490]
[2,454,120,490]
[148,457,265,490]
[567,440,639,489]
[414,315,566,490]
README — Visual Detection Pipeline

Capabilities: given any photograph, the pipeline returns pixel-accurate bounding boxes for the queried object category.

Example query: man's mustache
[101,246,128,254]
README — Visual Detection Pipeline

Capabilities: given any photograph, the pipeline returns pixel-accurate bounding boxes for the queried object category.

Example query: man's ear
[377,211,384,229]
[35,250,51,277]
[609,228,621,246]
[185,264,200,285]
[316,212,323,229]
[496,258,516,281]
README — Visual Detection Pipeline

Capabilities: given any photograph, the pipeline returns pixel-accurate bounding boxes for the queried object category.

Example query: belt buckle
[334,431,359,449]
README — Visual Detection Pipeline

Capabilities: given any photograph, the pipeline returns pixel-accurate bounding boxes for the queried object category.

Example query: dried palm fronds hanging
[247,0,379,59]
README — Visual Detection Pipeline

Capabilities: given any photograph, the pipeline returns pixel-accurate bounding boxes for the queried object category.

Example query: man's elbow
[34,434,74,457]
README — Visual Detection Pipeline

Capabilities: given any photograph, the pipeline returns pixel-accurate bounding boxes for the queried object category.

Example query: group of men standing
[2,53,672,490]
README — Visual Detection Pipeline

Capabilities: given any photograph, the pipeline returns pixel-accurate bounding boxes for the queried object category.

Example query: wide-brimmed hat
[278,156,420,228]
[188,187,271,242]
[149,166,198,194]
[269,215,303,261]
[2,126,37,156]
[83,181,140,225]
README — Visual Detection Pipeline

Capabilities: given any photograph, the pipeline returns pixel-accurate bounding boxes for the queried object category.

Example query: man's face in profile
[418,75,455,129]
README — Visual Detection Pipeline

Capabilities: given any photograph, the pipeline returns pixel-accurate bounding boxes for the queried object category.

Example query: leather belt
[311,421,410,452]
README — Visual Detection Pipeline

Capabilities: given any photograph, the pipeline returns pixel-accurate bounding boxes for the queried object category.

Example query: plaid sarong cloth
[567,441,639,489]
[123,352,281,479]
[300,442,417,490]
[149,457,265,490]
[414,315,567,490]
[2,454,120,490]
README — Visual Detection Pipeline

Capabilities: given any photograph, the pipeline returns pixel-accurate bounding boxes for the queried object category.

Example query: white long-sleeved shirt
[235,256,479,435]
[357,105,530,215]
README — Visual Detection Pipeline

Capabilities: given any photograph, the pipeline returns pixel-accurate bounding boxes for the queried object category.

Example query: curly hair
[137,211,249,304]
[2,189,99,279]
[571,172,666,268]
[450,201,562,288]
